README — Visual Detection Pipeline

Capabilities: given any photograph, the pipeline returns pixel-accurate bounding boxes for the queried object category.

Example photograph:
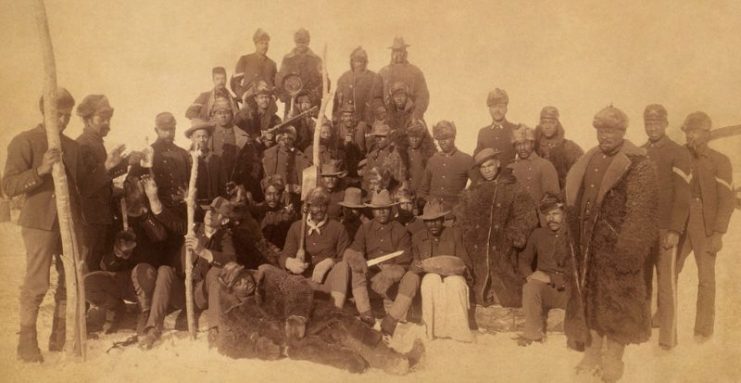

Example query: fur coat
[563,140,658,346]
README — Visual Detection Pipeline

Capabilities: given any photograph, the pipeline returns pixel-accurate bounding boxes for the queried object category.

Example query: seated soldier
[215,262,424,374]
[319,160,347,220]
[250,174,297,249]
[514,193,569,346]
[227,185,281,268]
[343,190,419,335]
[281,188,352,309]
[338,187,369,240]
[412,200,474,342]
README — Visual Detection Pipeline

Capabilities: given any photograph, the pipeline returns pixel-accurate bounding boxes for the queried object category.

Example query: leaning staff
[31,0,87,359]
[184,150,200,339]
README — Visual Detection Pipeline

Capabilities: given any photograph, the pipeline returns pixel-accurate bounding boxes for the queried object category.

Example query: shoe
[17,326,43,363]
[136,310,150,337]
[514,334,542,347]
[380,316,398,336]
[138,327,160,350]
[285,315,307,340]
[358,311,376,327]
[207,327,219,348]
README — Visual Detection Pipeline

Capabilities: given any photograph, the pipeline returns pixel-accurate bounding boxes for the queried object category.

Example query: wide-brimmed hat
[200,196,237,218]
[338,187,364,208]
[185,118,215,138]
[155,112,176,130]
[473,147,502,167]
[77,94,114,118]
[419,199,450,221]
[320,160,347,177]
[388,36,410,50]
[681,111,712,132]
[364,190,397,209]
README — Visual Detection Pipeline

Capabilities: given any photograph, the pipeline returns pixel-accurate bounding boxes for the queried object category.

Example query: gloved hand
[662,231,680,250]
[343,249,367,274]
[312,258,335,283]
[707,232,724,255]
[285,257,309,275]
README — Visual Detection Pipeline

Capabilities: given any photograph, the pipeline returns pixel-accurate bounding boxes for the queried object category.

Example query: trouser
[145,264,224,331]
[521,279,567,340]
[308,261,350,308]
[648,229,678,347]
[351,267,420,321]
[421,273,472,342]
[19,227,66,328]
[677,198,716,337]
[84,263,157,312]
[80,223,111,272]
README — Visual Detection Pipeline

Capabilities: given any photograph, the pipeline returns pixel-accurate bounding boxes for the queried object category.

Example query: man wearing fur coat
[563,106,658,382]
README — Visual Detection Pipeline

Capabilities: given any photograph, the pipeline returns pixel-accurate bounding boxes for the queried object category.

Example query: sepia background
[0,0,739,382]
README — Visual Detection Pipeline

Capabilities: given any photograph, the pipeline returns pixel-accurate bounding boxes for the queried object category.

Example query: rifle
[265,106,318,134]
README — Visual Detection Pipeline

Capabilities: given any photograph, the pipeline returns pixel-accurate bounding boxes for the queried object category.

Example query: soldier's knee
[444,275,468,290]
[156,265,175,285]
[421,273,442,289]
[522,279,542,299]
[399,271,421,295]
[132,263,156,287]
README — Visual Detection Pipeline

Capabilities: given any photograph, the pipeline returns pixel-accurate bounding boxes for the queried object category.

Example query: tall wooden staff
[31,0,87,358]
[297,45,332,262]
[184,151,199,339]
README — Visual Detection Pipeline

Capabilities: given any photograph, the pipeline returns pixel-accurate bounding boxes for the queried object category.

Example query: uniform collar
[646,135,669,149]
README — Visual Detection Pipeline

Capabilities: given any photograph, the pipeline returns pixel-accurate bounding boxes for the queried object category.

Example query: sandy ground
[0,212,739,383]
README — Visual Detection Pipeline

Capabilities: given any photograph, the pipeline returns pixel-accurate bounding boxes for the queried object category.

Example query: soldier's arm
[417,161,432,200]
[542,160,560,196]
[713,153,734,234]
[412,69,429,119]
[335,224,351,261]
[205,229,237,266]
[185,93,208,120]
[517,232,537,277]
[230,57,245,98]
[395,226,413,266]
[669,147,691,234]
[2,135,45,197]
[279,222,300,268]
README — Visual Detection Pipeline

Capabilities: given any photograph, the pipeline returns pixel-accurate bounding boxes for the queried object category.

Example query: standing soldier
[640,104,690,350]
[406,121,435,196]
[185,67,239,121]
[185,119,227,204]
[275,28,324,109]
[508,125,559,205]
[333,47,383,124]
[534,106,583,189]
[262,126,310,204]
[234,81,281,148]
[231,28,277,102]
[418,121,475,209]
[676,111,734,343]
[3,89,82,362]
[210,97,250,180]
[386,82,416,133]
[475,88,517,166]
[149,112,190,208]
[379,37,429,120]
[563,106,658,382]
[364,121,407,191]
[76,94,128,272]
[336,103,367,182]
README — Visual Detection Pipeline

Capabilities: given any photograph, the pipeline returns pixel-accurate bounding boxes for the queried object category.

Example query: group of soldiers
[3,27,736,381]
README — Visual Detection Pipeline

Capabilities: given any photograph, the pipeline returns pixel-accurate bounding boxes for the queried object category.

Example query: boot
[102,301,127,334]
[285,315,307,340]
[136,310,150,337]
[576,330,603,376]
[138,326,161,350]
[381,315,398,336]
[49,301,66,352]
[358,310,376,327]
[17,326,43,363]
[602,338,625,383]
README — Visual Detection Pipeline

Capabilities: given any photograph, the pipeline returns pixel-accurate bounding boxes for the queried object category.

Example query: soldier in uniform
[676,111,734,343]
[455,148,537,309]
[250,175,297,250]
[418,121,475,209]
[76,94,128,272]
[281,187,353,309]
[333,46,383,124]
[186,118,227,204]
[319,160,347,220]
[378,37,429,120]
[338,187,368,240]
[275,28,325,109]
[394,188,426,237]
[149,112,190,208]
[640,104,690,349]
[234,80,281,148]
[413,200,473,343]
[230,28,277,102]
[304,120,344,167]
[209,97,249,183]
[3,89,83,362]
[508,125,559,206]
[386,81,416,133]
[474,88,517,166]
[262,126,310,204]
[364,121,407,192]
[563,106,657,382]
[185,67,239,121]
[534,106,583,189]
[406,121,434,195]
[343,190,419,335]
[336,102,368,181]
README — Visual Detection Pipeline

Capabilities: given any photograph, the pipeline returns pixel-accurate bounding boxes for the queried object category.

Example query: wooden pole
[30,0,87,359]
[184,151,199,339]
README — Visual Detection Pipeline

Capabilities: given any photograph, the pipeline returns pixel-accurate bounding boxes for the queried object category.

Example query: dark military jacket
[185,88,239,121]
[333,68,383,123]
[281,218,350,275]
[231,53,278,100]
[151,139,190,207]
[642,135,691,233]
[474,120,517,166]
[2,125,84,230]
[77,128,127,225]
[276,47,324,105]
[379,61,429,120]
[534,123,584,189]
[349,219,412,267]
[686,145,734,236]
[419,148,475,207]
